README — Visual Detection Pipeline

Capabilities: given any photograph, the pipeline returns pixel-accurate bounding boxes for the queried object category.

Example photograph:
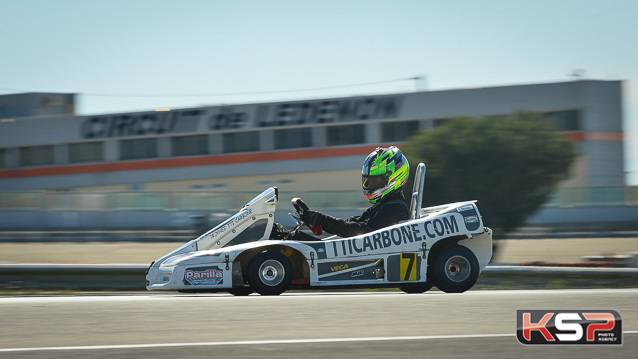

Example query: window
[381,120,419,142]
[120,138,157,160]
[223,131,260,153]
[274,128,312,149]
[69,142,104,163]
[545,110,581,131]
[172,135,209,157]
[327,124,365,146]
[19,145,54,166]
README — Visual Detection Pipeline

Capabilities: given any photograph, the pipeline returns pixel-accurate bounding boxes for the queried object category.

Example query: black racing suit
[290,191,409,240]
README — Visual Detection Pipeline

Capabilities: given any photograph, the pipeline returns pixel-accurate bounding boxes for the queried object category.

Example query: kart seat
[408,163,426,220]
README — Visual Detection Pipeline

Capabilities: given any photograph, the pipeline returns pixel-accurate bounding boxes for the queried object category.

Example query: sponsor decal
[516,310,622,345]
[457,205,474,212]
[318,260,376,277]
[351,270,364,278]
[305,242,328,259]
[464,215,479,224]
[183,267,224,286]
[331,215,460,257]
[207,208,252,240]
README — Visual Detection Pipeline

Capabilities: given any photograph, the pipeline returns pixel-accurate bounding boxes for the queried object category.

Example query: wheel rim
[444,255,471,283]
[259,259,285,287]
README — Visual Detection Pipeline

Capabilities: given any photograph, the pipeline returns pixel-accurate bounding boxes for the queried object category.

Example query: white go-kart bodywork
[146,163,492,295]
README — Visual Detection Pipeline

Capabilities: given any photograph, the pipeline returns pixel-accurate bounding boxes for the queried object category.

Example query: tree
[402,112,575,236]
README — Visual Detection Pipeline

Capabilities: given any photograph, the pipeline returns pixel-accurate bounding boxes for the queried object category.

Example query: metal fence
[0,186,637,212]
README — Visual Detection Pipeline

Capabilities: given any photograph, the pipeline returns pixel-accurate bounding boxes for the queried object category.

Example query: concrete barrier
[0,264,149,290]
[477,265,638,289]
[0,264,636,290]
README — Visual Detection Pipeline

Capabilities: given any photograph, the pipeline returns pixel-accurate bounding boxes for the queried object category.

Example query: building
[0,80,625,194]
[0,92,75,119]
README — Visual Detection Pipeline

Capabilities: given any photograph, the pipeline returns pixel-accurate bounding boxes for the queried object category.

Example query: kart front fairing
[146,187,282,290]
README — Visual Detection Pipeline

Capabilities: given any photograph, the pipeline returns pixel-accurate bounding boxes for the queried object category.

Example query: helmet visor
[362,174,386,192]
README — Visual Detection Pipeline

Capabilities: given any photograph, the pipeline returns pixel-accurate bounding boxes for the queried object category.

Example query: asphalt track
[0,289,636,358]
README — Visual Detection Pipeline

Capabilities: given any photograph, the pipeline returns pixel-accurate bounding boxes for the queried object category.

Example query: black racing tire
[399,281,434,294]
[432,245,479,293]
[248,250,293,296]
[228,287,254,296]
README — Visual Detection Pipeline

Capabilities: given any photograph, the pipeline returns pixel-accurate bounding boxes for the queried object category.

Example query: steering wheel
[291,198,323,235]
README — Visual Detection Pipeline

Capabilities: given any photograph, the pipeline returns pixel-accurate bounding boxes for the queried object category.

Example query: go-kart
[146,163,492,295]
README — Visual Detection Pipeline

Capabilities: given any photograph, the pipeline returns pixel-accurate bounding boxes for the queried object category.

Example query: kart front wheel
[248,250,293,295]
[432,245,479,293]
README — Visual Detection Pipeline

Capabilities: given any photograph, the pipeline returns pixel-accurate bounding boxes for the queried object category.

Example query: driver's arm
[302,201,408,238]
[303,211,371,238]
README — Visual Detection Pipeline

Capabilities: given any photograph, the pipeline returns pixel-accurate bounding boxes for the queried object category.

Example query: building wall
[0,80,625,191]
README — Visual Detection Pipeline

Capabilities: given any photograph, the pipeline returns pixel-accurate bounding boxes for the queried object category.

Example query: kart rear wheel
[432,245,479,293]
[248,250,293,296]
[399,281,433,294]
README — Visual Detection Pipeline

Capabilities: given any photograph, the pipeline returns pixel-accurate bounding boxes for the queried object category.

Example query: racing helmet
[361,146,410,203]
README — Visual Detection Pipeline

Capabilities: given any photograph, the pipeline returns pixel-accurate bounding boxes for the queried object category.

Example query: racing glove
[299,209,323,226]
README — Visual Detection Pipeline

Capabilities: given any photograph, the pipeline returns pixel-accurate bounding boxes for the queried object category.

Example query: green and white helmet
[361,146,410,203]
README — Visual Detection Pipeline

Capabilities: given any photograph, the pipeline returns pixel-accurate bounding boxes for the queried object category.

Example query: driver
[272,146,410,241]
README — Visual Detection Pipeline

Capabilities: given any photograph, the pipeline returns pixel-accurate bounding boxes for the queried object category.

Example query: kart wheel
[248,250,293,296]
[228,287,254,296]
[399,281,433,294]
[432,246,479,293]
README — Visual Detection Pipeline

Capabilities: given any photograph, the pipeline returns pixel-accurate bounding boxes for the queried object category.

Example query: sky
[1,0,637,183]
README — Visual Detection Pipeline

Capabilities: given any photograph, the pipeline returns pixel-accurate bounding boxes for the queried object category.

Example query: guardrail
[0,264,636,291]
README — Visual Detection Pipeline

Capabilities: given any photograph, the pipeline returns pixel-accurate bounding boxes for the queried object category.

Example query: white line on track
[1,332,637,353]
[1,288,637,303]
